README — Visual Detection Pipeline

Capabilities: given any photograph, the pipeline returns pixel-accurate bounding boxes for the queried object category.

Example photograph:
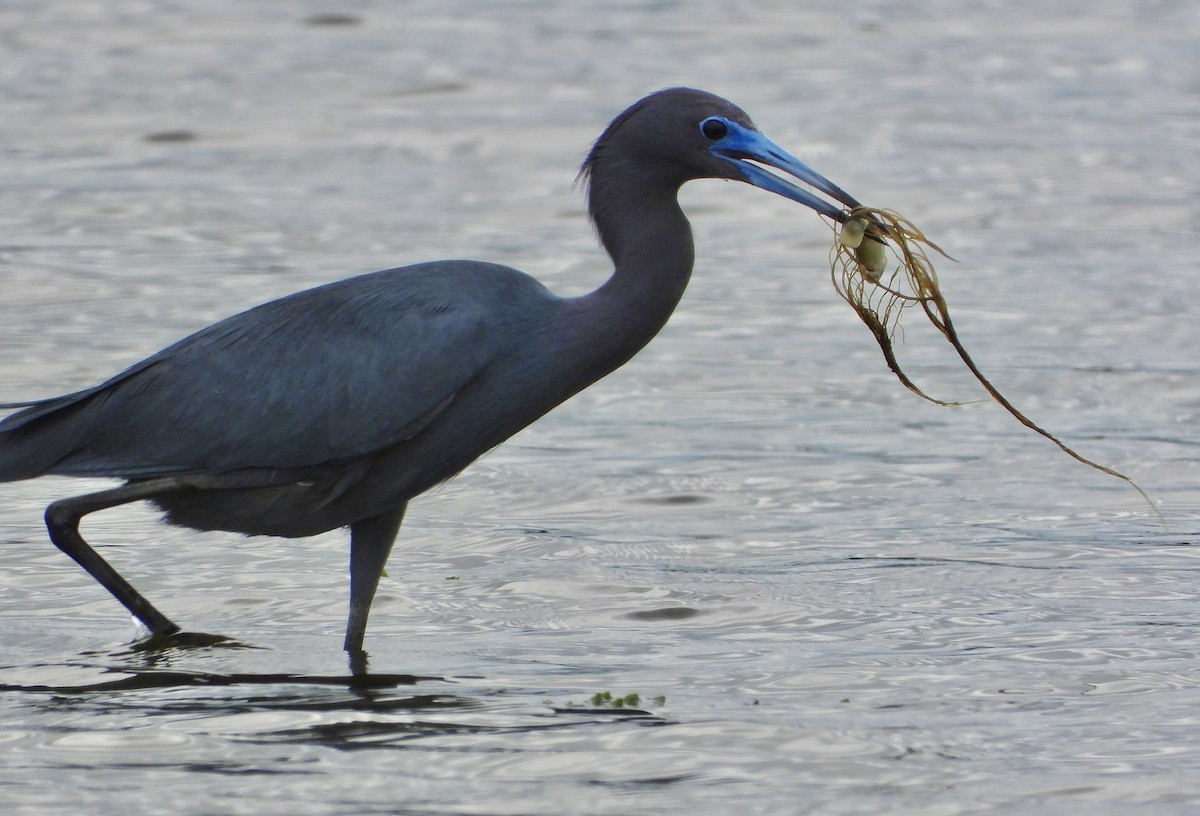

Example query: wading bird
[0,88,862,657]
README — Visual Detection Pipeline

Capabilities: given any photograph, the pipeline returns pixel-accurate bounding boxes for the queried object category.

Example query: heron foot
[127,630,250,652]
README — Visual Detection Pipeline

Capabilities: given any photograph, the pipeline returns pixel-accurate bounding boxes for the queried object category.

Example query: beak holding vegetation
[701,115,1154,518]
[704,118,862,221]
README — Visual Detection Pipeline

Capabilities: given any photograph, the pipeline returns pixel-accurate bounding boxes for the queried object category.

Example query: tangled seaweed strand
[831,207,1157,516]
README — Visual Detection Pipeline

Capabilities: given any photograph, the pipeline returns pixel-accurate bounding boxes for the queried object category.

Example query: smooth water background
[2,1,1199,813]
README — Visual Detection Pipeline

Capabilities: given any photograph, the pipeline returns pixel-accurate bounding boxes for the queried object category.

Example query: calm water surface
[2,1,1200,814]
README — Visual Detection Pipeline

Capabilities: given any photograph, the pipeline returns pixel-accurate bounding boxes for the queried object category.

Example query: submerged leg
[344,504,407,654]
[44,477,194,637]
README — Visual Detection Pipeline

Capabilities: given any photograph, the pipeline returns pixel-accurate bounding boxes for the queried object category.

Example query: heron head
[579,88,862,223]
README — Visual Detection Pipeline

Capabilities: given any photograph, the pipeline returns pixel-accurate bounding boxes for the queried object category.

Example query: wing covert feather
[7,263,529,477]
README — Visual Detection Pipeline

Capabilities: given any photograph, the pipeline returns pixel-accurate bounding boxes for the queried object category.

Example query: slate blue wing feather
[0,261,544,480]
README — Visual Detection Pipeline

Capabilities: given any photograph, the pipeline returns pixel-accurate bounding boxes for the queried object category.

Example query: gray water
[2,1,1199,813]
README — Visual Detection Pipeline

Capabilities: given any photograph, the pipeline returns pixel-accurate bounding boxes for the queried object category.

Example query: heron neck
[569,187,696,375]
[596,184,694,314]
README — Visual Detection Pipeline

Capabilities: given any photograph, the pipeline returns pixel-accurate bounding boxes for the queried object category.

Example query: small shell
[855,237,888,282]
[838,217,867,249]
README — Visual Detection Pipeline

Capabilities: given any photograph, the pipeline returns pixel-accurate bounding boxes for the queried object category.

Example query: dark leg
[44,477,193,637]
[344,504,406,654]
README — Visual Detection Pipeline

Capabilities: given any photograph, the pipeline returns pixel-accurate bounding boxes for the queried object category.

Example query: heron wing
[2,263,532,478]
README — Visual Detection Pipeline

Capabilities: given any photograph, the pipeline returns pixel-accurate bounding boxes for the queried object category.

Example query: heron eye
[700,117,728,142]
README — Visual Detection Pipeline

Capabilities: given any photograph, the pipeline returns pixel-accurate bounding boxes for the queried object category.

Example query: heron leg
[44,477,192,637]
[344,503,406,654]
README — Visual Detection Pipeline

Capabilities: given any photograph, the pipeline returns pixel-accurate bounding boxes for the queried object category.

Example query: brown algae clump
[830,207,1154,511]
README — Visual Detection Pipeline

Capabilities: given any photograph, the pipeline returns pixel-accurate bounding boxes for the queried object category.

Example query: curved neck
[579,175,695,371]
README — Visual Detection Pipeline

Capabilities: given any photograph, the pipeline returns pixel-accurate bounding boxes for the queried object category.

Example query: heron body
[0,88,862,656]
